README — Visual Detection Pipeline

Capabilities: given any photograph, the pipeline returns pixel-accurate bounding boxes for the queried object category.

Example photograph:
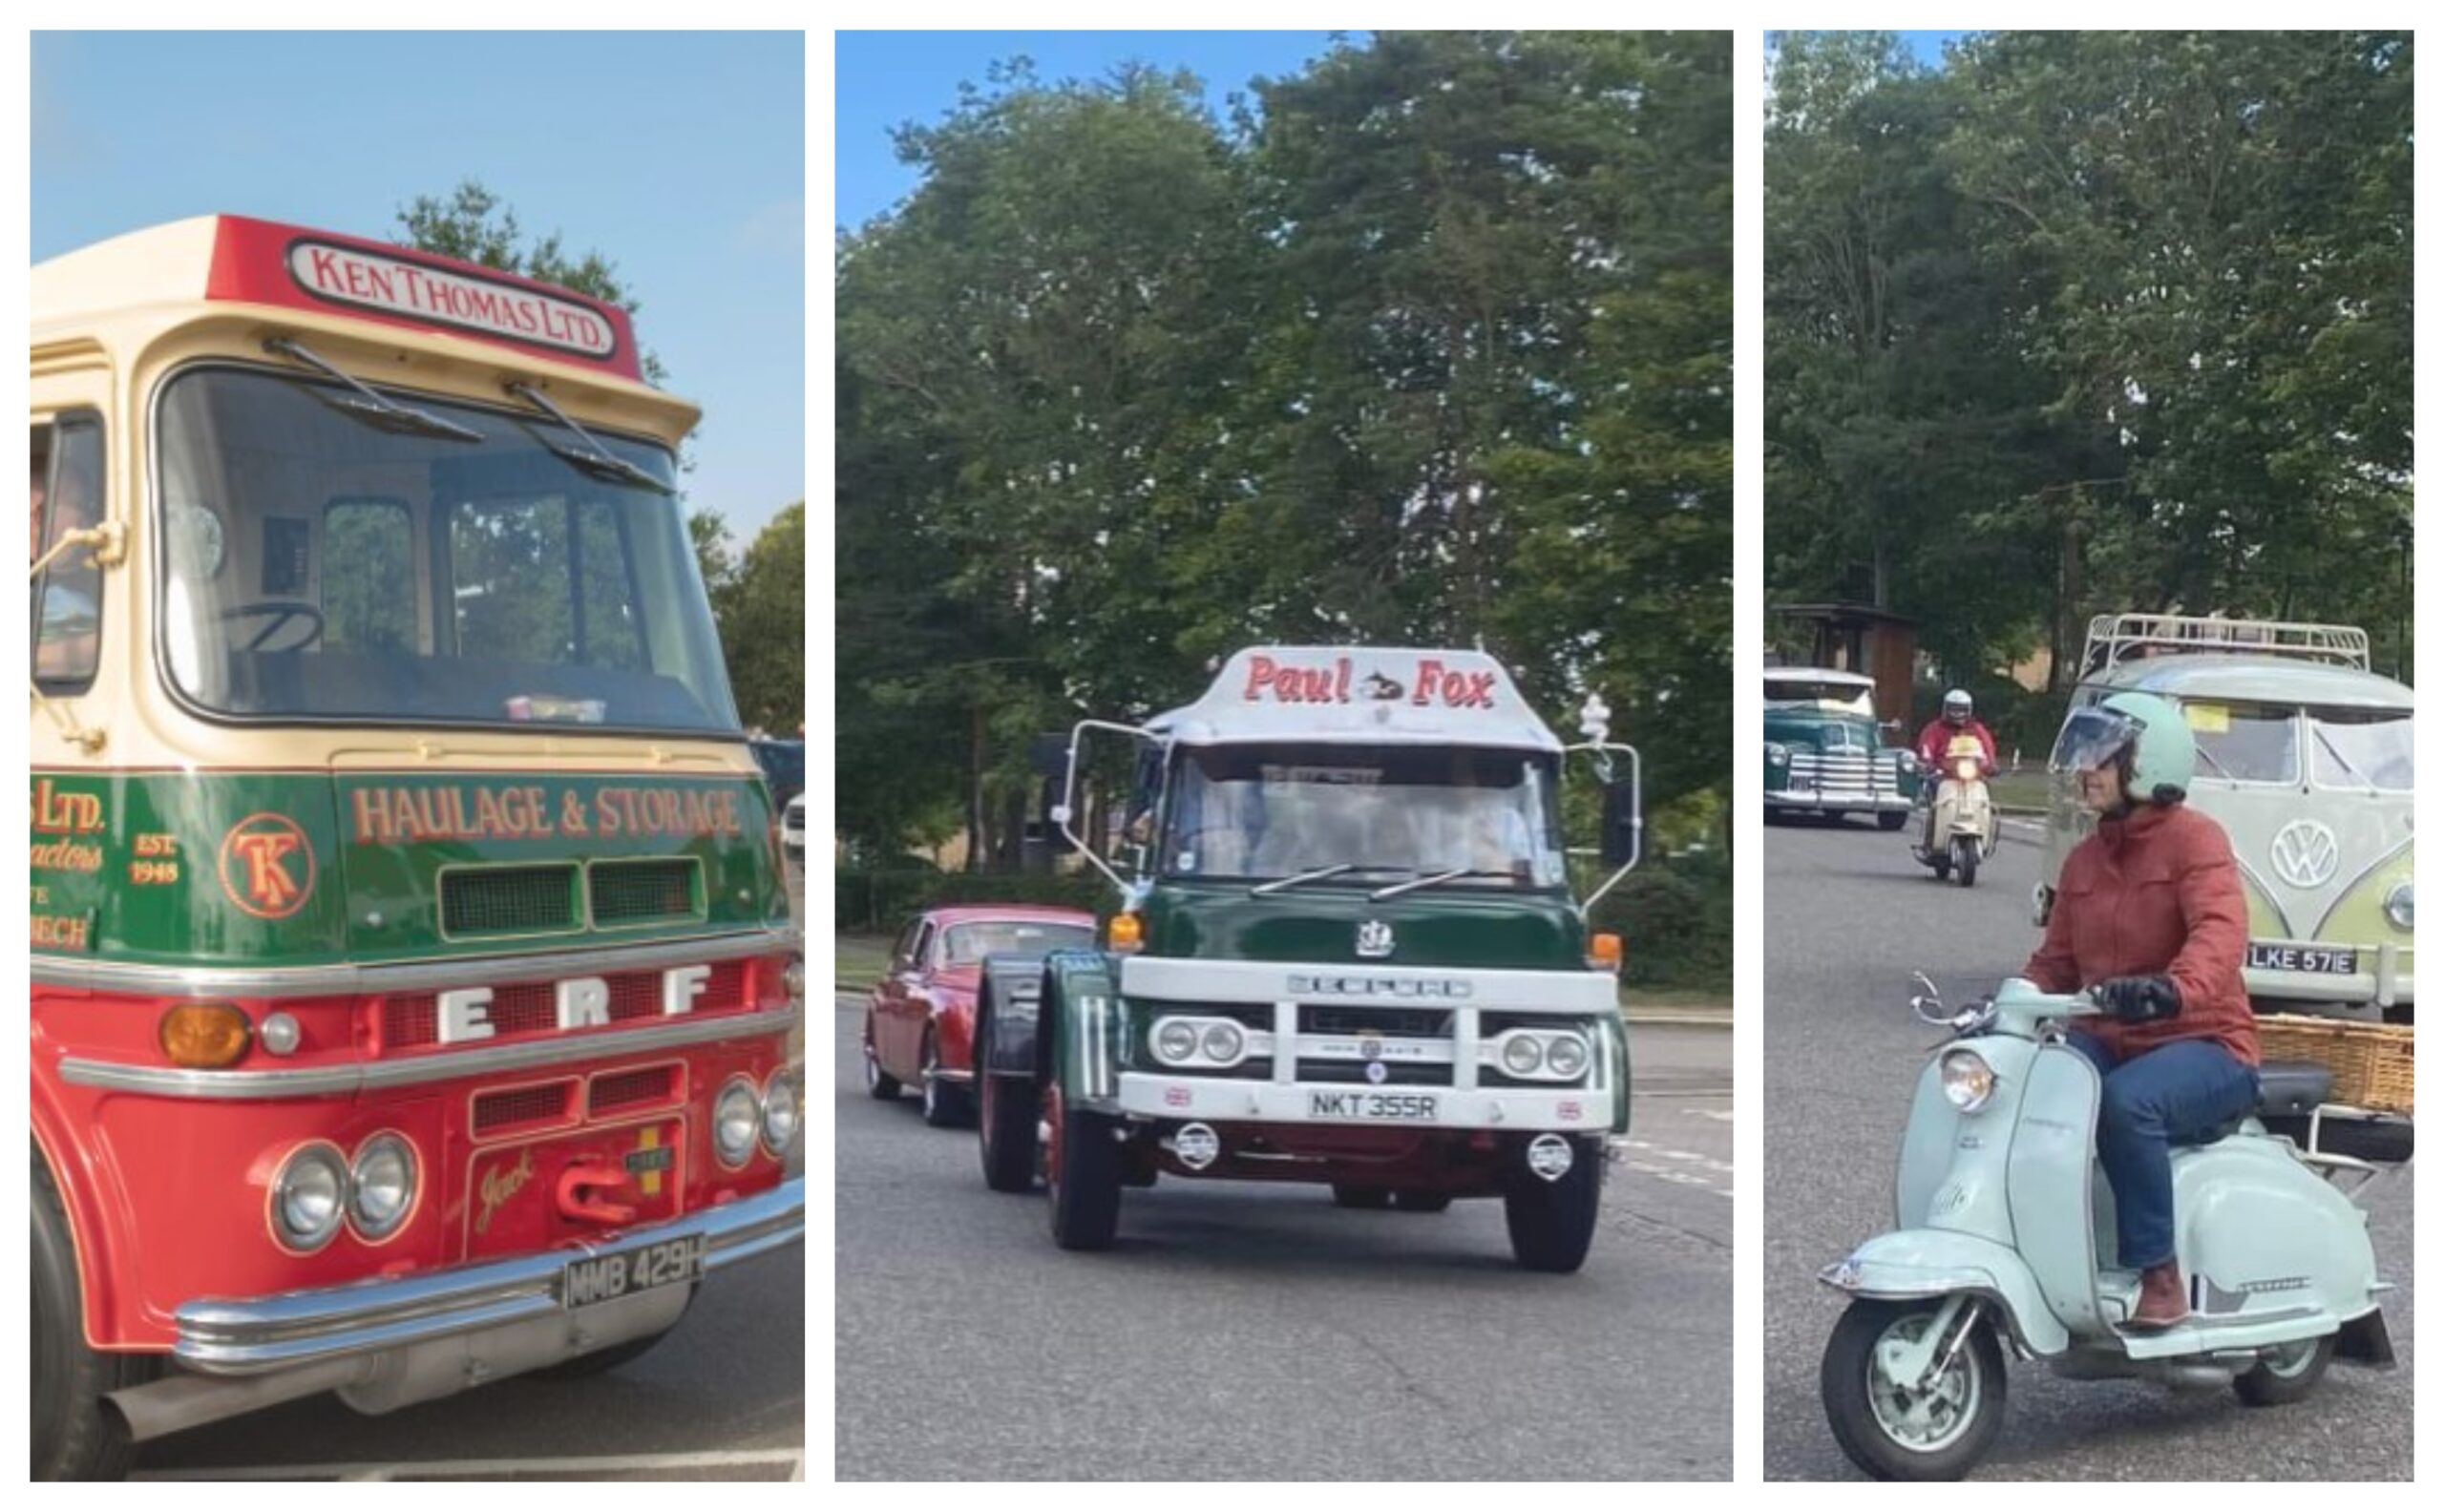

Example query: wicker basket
[2256,1015,2414,1115]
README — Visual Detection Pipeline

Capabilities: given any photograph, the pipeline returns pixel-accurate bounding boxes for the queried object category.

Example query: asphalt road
[130,863,811,1481]
[835,992,1732,1480]
[1762,815,2414,1480]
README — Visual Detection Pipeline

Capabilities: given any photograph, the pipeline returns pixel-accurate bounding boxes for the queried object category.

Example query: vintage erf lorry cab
[2040,615,2413,1023]
[30,217,804,1478]
[971,647,1640,1271]
[1762,666,1922,829]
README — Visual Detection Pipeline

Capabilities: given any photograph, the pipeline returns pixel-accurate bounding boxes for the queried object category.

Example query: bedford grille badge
[1356,919,1395,958]
[2269,819,2341,889]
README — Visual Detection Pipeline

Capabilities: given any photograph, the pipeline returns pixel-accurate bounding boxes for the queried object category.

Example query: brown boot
[2127,1261,2189,1331]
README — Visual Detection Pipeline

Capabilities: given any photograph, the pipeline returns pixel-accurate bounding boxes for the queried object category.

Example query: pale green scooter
[1818,976,2398,1480]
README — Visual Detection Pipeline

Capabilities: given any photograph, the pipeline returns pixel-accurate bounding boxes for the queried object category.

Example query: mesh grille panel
[474,1081,575,1133]
[441,865,579,937]
[589,860,701,926]
[590,1065,680,1114]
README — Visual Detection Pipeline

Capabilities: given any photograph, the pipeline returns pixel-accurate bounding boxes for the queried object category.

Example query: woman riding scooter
[2025,690,2260,1330]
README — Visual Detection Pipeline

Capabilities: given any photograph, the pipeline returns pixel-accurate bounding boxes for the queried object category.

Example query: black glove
[2093,975,2181,1023]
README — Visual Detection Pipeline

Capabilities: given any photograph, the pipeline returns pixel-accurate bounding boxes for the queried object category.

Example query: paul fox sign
[288,241,616,358]
[1241,653,1500,709]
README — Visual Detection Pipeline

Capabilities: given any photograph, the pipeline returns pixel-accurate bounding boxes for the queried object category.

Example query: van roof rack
[2081,614,2371,679]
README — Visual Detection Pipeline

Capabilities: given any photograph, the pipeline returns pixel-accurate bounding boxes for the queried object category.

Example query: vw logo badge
[2269,820,2342,889]
[1356,919,1395,958]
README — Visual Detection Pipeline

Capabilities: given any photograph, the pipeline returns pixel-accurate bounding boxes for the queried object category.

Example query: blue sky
[32,32,805,540]
[834,31,1344,230]
[1900,31,1970,65]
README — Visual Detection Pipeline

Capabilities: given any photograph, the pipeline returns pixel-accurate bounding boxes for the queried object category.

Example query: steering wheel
[219,599,326,654]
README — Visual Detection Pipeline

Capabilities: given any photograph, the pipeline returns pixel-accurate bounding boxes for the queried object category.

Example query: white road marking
[135,1449,806,1481]
[1689,1107,1734,1123]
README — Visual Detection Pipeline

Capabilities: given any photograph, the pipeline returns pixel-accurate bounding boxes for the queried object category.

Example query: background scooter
[1908,736,2000,886]
[1817,976,2396,1480]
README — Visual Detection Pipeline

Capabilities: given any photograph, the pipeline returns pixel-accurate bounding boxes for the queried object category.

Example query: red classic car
[863,906,1099,1126]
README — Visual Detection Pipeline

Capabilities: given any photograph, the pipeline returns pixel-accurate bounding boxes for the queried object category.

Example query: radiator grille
[590,1064,681,1114]
[589,859,702,927]
[473,1081,575,1135]
[440,865,580,938]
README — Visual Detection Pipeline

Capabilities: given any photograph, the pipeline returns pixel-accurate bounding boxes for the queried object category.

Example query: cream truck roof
[1146,647,1563,752]
[32,215,679,410]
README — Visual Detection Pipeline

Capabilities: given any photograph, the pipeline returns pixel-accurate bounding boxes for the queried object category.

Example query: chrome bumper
[1765,789,1914,811]
[174,1178,804,1375]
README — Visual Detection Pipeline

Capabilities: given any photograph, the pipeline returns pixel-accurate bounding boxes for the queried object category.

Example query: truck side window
[31,416,104,690]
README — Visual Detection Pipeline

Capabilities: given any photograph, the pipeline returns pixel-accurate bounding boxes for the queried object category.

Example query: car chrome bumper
[174,1177,805,1375]
[1766,789,1914,812]
[1112,1073,1615,1131]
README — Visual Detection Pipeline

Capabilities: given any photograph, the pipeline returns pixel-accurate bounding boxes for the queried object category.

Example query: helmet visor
[2050,706,2140,774]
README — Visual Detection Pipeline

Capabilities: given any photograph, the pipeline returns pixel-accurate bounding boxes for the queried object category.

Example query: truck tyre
[1332,1184,1393,1209]
[861,1018,901,1101]
[1503,1136,1604,1272]
[976,1001,1041,1194]
[2233,1334,2335,1407]
[1048,1096,1125,1250]
[532,1286,694,1378]
[918,1032,971,1128]
[1392,1191,1454,1213]
[32,1147,147,1481]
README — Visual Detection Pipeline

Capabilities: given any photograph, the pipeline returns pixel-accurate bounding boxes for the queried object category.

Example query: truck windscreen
[1159,743,1566,888]
[155,366,739,734]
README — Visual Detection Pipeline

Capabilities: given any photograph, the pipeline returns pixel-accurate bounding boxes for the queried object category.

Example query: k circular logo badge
[2269,820,2341,890]
[218,811,316,919]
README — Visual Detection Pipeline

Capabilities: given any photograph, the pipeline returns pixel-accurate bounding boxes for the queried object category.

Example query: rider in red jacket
[1916,689,1997,772]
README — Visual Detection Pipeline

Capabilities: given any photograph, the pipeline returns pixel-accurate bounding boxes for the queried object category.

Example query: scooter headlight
[1953,758,1978,782]
[2385,882,2413,932]
[1939,1049,1995,1113]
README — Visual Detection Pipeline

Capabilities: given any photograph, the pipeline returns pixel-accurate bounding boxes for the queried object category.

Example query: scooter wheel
[2233,1334,2336,1407]
[1954,842,1978,888]
[1822,1298,2007,1481]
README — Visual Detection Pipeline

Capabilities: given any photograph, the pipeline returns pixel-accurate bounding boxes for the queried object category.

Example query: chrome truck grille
[1786,748,1896,800]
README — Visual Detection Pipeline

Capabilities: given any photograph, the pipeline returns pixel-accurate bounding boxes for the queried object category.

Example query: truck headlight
[1765,742,1790,766]
[1501,1035,1545,1076]
[1940,1049,1995,1113]
[782,956,806,1006]
[714,1077,760,1166]
[1153,1019,1200,1064]
[272,1144,349,1251]
[1200,1021,1245,1064]
[2385,882,2413,932]
[348,1134,416,1240]
[761,1071,801,1153]
[1543,1034,1590,1079]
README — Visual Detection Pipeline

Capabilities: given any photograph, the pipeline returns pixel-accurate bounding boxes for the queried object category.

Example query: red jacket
[1916,718,1997,771]
[2024,804,2259,1065]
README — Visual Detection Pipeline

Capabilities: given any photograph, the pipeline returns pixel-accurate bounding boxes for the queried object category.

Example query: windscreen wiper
[1371,869,1517,901]
[2310,724,2380,795]
[264,337,482,442]
[1250,864,1357,896]
[504,381,674,495]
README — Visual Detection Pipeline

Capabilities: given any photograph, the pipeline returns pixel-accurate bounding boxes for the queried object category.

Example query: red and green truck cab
[972,647,1640,1271]
[30,217,804,1479]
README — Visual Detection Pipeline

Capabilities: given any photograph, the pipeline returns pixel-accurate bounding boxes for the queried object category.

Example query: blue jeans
[2064,1034,2261,1270]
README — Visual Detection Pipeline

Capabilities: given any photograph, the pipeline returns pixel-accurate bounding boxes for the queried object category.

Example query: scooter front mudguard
[1820,1228,2071,1356]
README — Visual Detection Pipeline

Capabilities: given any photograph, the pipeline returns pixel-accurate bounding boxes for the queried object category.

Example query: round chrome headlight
[348,1134,416,1240]
[761,1071,801,1153]
[1501,1035,1545,1076]
[1939,1049,1996,1113]
[1153,1019,1200,1063]
[272,1144,349,1251]
[2385,881,2413,932]
[714,1078,761,1166]
[1544,1034,1590,1079]
[1765,742,1790,766]
[1200,1021,1245,1064]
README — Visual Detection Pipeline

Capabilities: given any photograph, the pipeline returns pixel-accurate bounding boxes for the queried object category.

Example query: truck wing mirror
[1601,777,1642,869]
